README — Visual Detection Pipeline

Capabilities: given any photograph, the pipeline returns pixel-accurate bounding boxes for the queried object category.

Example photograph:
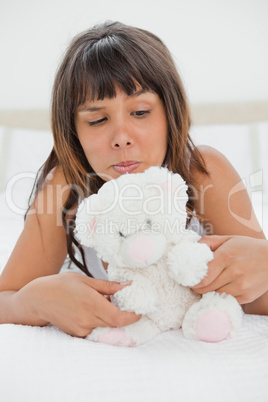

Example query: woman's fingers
[192,266,231,294]
[93,288,141,327]
[191,243,229,290]
[191,235,232,290]
[81,276,141,327]
[189,236,268,308]
[83,276,131,296]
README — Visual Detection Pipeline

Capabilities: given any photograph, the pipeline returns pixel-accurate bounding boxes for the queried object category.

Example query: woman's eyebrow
[77,89,150,113]
[77,106,105,113]
[130,88,147,97]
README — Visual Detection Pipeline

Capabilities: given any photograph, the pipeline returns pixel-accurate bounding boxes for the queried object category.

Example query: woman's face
[75,87,168,181]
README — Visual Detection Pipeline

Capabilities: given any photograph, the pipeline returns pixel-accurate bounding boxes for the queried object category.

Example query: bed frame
[0,101,268,129]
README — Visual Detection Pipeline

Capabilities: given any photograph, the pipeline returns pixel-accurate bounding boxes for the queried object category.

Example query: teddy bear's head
[75,166,189,269]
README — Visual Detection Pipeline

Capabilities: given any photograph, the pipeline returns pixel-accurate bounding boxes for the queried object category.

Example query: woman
[0,21,265,337]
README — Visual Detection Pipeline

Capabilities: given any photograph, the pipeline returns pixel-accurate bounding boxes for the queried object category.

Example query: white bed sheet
[0,315,268,402]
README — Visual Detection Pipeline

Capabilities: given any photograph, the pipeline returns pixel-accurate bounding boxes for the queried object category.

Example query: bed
[1,102,268,401]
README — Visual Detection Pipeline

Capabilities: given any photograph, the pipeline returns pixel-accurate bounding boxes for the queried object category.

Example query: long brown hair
[29,21,208,276]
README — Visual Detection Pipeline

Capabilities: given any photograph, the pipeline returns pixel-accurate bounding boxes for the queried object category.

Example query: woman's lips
[112,161,141,174]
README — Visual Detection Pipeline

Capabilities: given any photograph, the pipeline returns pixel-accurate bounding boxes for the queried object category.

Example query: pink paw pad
[98,328,136,347]
[196,310,231,343]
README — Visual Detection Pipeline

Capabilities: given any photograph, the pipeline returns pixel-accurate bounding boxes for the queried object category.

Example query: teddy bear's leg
[182,292,243,342]
[86,316,161,347]
[123,316,161,346]
[86,326,136,347]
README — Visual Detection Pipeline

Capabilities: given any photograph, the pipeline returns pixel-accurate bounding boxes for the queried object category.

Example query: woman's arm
[192,145,265,238]
[190,146,267,312]
[0,167,139,336]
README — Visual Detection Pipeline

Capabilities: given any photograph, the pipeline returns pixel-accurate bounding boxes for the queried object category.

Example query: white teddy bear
[75,166,243,346]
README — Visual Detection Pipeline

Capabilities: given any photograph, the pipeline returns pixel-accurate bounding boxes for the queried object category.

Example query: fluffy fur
[75,166,243,346]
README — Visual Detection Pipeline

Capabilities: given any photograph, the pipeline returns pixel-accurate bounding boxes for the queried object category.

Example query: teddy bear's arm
[111,278,158,315]
[167,241,213,286]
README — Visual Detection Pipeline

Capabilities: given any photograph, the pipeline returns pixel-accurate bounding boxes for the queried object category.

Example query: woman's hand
[191,235,268,305]
[14,272,140,337]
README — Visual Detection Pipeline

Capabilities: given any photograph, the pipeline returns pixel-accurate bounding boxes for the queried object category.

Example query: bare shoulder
[45,165,68,185]
[40,164,69,197]
[31,165,74,218]
[190,145,264,237]
[191,145,240,184]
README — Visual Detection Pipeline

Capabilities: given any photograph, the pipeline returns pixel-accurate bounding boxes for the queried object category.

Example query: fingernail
[120,281,132,286]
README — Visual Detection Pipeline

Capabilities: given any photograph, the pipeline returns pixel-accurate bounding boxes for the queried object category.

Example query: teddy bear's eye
[146,219,152,227]
[119,231,125,238]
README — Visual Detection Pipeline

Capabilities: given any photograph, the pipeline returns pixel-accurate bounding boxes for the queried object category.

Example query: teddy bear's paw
[86,327,108,342]
[98,328,136,347]
[195,310,231,342]
[87,327,136,347]
[182,292,243,342]
[182,309,232,343]
[112,280,158,315]
[167,242,213,286]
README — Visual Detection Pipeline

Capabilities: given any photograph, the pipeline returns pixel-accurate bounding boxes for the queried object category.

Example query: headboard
[0,101,268,129]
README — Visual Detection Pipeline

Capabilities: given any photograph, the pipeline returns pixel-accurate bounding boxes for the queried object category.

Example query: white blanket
[0,315,268,402]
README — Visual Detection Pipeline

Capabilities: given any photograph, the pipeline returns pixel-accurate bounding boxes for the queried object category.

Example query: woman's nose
[111,122,134,149]
[112,138,133,149]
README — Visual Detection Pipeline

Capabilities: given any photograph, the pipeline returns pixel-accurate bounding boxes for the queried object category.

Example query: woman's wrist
[244,291,268,315]
[12,278,50,326]
[243,240,268,314]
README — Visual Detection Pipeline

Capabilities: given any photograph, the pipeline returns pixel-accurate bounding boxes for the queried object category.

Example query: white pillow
[258,122,268,203]
[0,127,53,214]
[190,123,253,181]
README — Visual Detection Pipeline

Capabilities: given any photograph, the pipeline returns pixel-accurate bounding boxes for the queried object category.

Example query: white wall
[0,0,267,109]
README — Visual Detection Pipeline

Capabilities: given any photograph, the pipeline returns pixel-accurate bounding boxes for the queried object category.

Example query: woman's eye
[88,117,107,126]
[132,110,150,117]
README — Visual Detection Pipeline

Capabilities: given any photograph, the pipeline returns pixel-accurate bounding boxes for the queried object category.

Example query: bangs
[72,34,158,108]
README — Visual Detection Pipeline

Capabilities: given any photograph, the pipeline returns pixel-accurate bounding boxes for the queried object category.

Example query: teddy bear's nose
[120,233,167,267]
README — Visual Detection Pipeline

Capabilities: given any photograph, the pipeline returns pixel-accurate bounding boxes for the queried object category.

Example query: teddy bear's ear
[160,170,188,197]
[159,170,189,216]
[75,215,97,248]
[75,198,98,248]
[144,167,188,195]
